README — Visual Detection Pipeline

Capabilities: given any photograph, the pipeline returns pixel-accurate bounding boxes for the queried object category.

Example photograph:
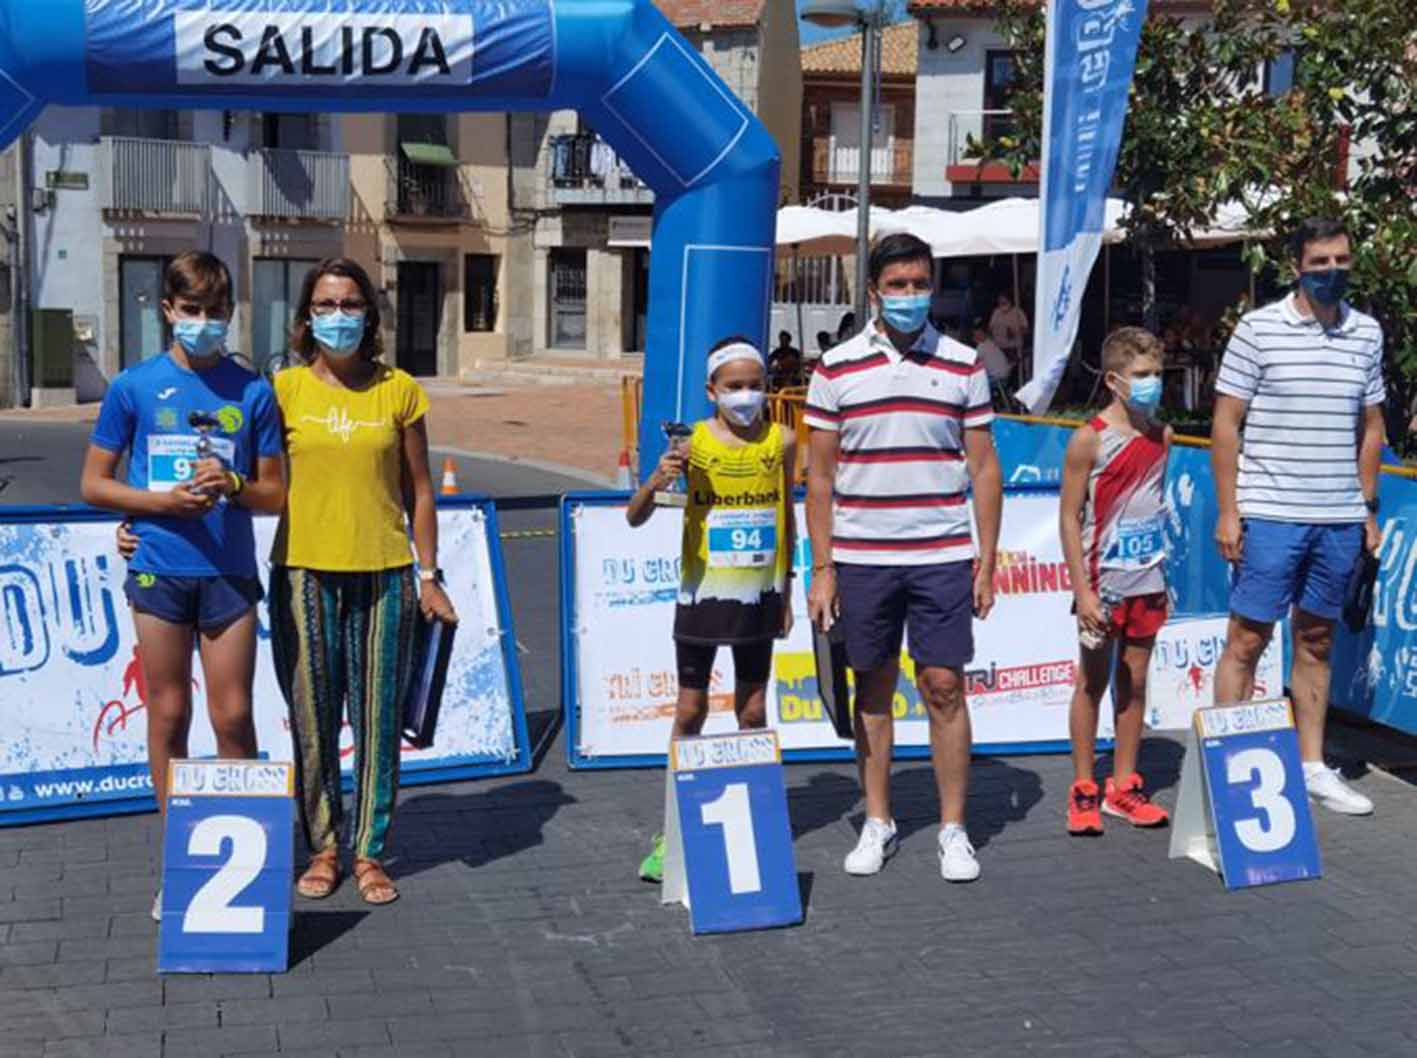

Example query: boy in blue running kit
[80,252,286,919]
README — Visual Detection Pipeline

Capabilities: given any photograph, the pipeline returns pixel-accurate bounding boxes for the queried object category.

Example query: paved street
[3,720,1417,1057]
[5,421,1417,1057]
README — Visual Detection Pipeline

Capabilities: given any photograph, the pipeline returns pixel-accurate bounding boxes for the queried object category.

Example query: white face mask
[716,388,765,427]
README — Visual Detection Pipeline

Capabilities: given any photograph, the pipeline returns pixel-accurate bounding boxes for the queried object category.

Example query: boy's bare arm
[1059,426,1101,624]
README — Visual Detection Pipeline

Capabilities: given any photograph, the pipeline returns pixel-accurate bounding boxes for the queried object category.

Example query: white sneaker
[844,817,898,876]
[151,889,162,923]
[1304,762,1374,816]
[938,824,981,883]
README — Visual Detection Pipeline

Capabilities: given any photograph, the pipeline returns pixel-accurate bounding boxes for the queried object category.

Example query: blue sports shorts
[124,571,263,632]
[1229,519,1363,624]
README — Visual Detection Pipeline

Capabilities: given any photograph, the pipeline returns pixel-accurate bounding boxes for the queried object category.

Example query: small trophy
[653,421,693,508]
[187,410,226,507]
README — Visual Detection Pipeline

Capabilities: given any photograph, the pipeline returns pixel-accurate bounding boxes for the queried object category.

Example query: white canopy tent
[774,196,1261,257]
[772,197,1265,362]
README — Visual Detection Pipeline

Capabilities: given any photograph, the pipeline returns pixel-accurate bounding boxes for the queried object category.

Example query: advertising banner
[0,498,530,825]
[562,489,1111,767]
[1147,615,1285,731]
[84,0,555,100]
[1017,0,1150,413]
[995,419,1230,618]
[1331,472,1417,736]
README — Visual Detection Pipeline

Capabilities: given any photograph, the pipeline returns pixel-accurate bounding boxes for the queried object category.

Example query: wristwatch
[1365,497,1380,514]
[418,568,445,584]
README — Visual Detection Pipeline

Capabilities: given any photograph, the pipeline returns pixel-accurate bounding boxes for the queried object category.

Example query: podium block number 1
[1227,748,1296,855]
[664,731,803,934]
[184,815,267,934]
[701,783,762,894]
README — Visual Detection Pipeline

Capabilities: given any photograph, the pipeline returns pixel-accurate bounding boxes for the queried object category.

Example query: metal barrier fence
[620,377,809,485]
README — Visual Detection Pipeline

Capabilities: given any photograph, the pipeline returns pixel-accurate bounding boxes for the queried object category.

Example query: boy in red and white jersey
[1058,327,1172,836]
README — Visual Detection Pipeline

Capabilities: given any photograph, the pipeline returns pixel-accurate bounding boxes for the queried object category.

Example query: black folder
[812,621,854,740]
[402,617,457,749]
[1343,548,1380,635]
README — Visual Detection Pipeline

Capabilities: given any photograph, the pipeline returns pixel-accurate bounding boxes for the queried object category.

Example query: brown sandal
[353,858,399,906]
[296,849,341,900]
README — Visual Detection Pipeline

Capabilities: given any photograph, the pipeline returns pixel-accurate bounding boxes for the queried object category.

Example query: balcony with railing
[100,137,210,215]
[812,139,913,187]
[386,154,474,222]
[249,148,350,222]
[945,110,1039,185]
[547,133,652,206]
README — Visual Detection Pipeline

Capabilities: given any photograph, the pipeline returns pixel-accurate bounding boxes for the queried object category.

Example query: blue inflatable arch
[0,0,779,475]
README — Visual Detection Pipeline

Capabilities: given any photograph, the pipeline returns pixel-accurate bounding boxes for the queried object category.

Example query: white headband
[706,342,764,379]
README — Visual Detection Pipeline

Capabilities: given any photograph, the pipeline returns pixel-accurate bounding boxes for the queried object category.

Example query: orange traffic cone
[440,457,459,496]
[615,448,632,490]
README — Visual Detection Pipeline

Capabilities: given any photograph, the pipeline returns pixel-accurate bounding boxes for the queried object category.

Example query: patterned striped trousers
[269,565,419,860]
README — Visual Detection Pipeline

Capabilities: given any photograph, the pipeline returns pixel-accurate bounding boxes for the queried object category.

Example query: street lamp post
[802,0,886,332]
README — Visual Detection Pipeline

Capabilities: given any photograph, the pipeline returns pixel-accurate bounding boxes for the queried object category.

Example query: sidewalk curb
[431,446,616,489]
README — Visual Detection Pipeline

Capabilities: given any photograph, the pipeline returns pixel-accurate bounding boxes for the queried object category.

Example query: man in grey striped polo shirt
[1211,217,1385,816]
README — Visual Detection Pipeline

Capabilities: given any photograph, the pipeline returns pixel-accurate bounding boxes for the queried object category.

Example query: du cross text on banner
[1017,0,1149,414]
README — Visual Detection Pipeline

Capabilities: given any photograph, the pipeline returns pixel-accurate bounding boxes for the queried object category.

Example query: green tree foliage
[982,0,1417,434]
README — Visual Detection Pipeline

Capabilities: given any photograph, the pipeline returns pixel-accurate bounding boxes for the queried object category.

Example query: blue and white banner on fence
[996,419,1229,618]
[1017,0,1149,413]
[1331,472,1417,737]
[0,498,531,826]
[561,488,1108,768]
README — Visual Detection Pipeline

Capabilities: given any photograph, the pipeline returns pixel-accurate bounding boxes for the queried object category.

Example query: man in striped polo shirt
[1211,217,1385,816]
[804,233,1003,881]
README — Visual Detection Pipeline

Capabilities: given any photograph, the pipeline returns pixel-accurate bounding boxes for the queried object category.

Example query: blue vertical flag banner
[1017,0,1150,413]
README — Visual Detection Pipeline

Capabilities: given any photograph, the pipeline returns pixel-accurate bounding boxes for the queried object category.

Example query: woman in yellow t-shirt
[268,258,457,907]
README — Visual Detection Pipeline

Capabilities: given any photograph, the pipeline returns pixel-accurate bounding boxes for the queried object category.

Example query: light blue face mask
[879,293,931,334]
[311,311,366,359]
[173,319,228,359]
[1125,376,1163,415]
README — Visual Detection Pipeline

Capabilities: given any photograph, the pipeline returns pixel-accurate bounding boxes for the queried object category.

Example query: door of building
[118,255,172,368]
[396,261,442,376]
[632,248,650,353]
[549,249,587,350]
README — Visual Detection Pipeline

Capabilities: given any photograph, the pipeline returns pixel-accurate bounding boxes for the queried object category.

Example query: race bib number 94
[707,509,777,569]
[148,435,235,492]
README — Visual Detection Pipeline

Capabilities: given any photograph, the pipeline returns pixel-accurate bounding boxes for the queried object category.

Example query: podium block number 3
[184,815,266,934]
[700,783,762,894]
[1226,748,1296,854]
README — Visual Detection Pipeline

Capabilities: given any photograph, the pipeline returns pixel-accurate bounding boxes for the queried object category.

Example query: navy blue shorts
[836,561,974,673]
[124,571,264,632]
[1230,519,1363,624]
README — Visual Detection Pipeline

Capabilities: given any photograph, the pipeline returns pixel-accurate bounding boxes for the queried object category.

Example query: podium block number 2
[184,815,266,934]
[700,783,761,894]
[1226,748,1296,854]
